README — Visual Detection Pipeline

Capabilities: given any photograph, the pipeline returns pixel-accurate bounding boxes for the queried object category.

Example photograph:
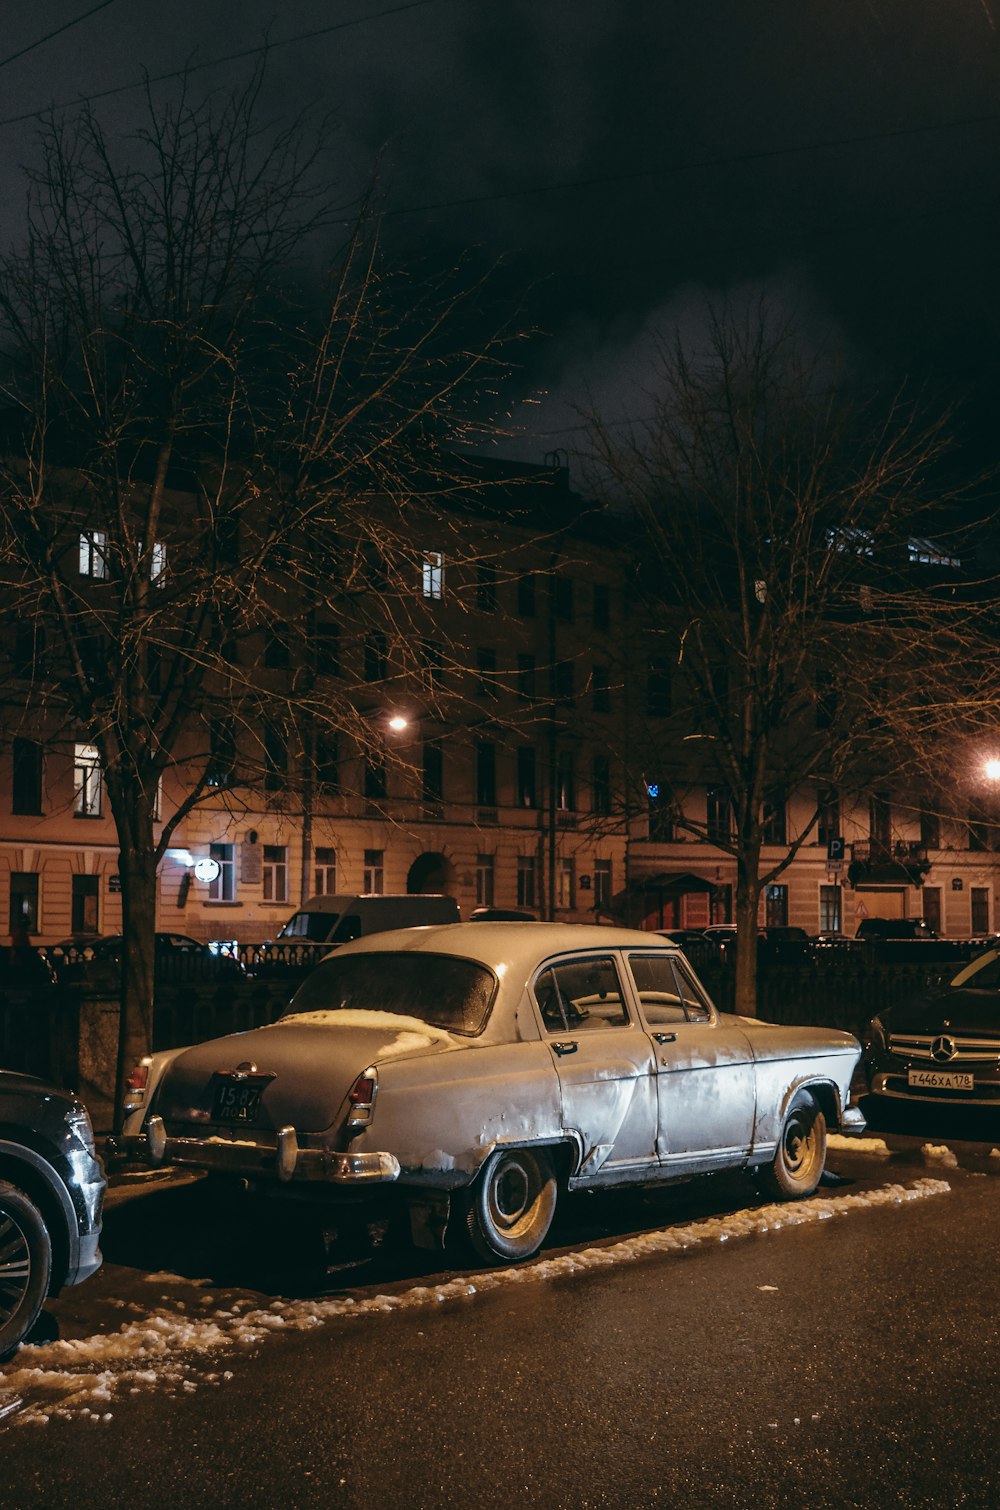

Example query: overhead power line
[0,1,120,73]
[0,0,450,124]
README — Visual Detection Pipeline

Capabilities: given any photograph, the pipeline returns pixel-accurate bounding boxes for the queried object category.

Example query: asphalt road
[3,1110,999,1510]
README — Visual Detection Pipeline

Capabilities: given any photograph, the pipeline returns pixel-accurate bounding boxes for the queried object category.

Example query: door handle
[653,1031,676,1044]
[552,1040,578,1055]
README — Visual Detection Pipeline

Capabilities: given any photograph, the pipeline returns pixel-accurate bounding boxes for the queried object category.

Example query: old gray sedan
[118,924,864,1262]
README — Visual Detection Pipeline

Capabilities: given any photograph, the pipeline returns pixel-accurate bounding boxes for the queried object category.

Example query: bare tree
[583,301,991,1014]
[0,76,517,1124]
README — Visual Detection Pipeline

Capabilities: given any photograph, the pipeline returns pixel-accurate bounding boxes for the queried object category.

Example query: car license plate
[212,1076,270,1124]
[907,1068,974,1091]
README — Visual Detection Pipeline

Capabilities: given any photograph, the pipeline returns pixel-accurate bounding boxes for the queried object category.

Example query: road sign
[826,835,845,863]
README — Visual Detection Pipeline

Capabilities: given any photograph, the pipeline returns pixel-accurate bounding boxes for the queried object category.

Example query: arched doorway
[407,851,455,895]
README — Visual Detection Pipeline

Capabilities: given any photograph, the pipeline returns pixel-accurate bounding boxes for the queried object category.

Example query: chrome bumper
[118,1117,400,1186]
[839,1104,867,1134]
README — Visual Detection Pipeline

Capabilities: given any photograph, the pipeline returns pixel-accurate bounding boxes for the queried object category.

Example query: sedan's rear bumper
[114,1118,401,1186]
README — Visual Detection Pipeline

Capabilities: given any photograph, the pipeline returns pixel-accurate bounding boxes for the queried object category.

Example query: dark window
[517,573,536,617]
[364,632,387,682]
[314,732,339,790]
[476,741,497,807]
[762,791,786,846]
[423,742,444,803]
[706,786,732,843]
[553,576,574,623]
[552,660,575,702]
[817,788,840,847]
[870,792,891,853]
[476,646,498,699]
[647,780,673,841]
[517,653,536,700]
[592,755,612,815]
[364,752,387,802]
[207,722,236,789]
[765,883,788,928]
[648,656,671,717]
[264,623,291,669]
[72,874,99,934]
[314,623,341,677]
[592,665,610,713]
[593,583,610,632]
[13,622,45,679]
[968,815,990,852]
[972,886,990,934]
[517,747,537,809]
[264,724,287,791]
[291,951,496,1035]
[556,752,575,812]
[12,739,43,814]
[920,809,941,849]
[477,563,498,613]
[421,638,446,691]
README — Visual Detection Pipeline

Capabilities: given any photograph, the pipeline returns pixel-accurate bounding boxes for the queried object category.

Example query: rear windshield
[284,951,497,1035]
[279,912,337,941]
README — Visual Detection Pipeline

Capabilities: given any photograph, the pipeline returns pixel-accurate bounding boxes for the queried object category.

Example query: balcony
[848,840,931,887]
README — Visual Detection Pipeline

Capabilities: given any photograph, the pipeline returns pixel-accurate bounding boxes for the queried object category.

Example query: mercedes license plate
[907,1068,974,1091]
[212,1076,270,1124]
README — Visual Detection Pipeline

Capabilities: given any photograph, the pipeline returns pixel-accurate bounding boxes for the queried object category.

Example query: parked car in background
[116,923,864,1265]
[862,946,1000,1111]
[855,918,938,942]
[49,932,244,979]
[275,894,461,948]
[0,1069,104,1358]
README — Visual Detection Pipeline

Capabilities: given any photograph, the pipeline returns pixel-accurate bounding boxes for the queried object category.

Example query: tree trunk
[109,794,158,1136]
[733,854,762,1018]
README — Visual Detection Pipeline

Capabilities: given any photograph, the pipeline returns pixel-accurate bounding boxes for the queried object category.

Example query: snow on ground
[827,1134,891,1156]
[921,1143,960,1168]
[0,1177,949,1429]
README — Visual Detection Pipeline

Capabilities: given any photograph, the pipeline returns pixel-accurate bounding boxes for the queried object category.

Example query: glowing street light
[387,714,409,733]
[985,759,1000,782]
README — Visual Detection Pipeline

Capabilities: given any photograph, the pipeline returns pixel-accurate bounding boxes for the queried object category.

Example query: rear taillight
[345,1067,378,1131]
[123,1055,153,1116]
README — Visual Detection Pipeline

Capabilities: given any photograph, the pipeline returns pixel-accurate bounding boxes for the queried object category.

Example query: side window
[627,954,687,1024]
[534,956,629,1033]
[671,959,712,1023]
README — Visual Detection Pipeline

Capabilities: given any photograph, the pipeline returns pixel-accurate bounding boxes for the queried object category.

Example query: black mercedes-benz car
[0,1070,105,1359]
[862,948,1000,1111]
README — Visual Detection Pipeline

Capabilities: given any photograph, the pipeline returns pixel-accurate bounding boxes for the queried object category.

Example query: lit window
[826,527,874,556]
[422,551,444,599]
[263,845,288,903]
[364,848,384,894]
[557,858,576,910]
[208,843,237,902]
[150,542,167,583]
[476,853,495,907]
[79,531,107,579]
[314,846,337,895]
[517,855,537,909]
[74,743,103,816]
[907,537,960,568]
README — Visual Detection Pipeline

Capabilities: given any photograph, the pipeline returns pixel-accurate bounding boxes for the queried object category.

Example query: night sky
[2,0,999,466]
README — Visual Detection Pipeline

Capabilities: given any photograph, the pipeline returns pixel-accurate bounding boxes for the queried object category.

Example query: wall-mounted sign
[194,857,221,884]
[108,874,122,893]
[951,877,964,892]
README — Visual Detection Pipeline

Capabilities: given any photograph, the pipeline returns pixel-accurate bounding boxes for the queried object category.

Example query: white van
[276,894,460,948]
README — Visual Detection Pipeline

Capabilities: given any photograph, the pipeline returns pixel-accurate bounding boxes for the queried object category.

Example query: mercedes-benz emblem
[930,1035,957,1063]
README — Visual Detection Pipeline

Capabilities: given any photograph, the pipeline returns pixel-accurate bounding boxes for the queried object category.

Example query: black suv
[0,1069,105,1359]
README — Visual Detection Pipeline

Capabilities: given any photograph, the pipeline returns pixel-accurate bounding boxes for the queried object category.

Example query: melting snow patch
[922,1143,959,1169]
[0,1177,950,1427]
[827,1135,891,1157]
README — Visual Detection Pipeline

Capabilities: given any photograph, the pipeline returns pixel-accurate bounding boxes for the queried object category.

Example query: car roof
[337,921,679,971]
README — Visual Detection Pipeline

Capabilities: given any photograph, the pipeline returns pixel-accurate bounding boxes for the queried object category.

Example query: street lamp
[985,759,1000,783]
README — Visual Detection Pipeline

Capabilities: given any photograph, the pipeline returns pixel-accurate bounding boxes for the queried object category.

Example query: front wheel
[759,1095,827,1201]
[0,1182,53,1361]
[465,1148,557,1263]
